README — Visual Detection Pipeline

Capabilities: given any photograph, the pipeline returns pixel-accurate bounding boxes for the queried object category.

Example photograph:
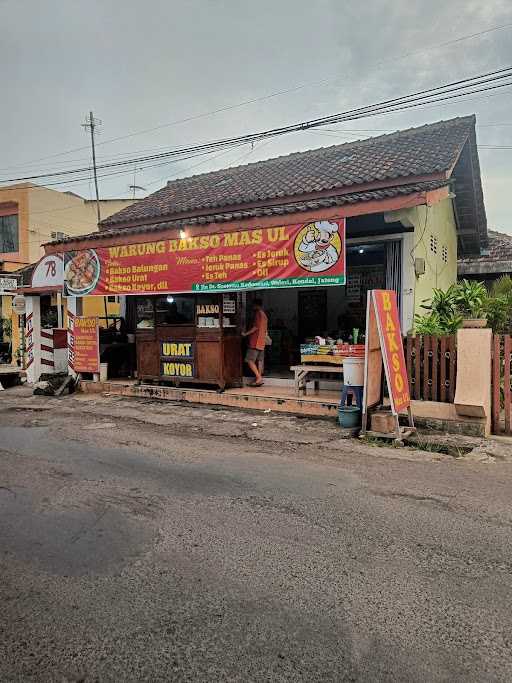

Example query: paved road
[1,391,512,681]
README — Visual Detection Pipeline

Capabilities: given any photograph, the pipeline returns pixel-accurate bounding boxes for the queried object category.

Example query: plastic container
[343,357,364,386]
[338,405,361,428]
[100,363,108,382]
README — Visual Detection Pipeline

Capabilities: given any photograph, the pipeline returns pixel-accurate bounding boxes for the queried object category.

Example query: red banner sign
[72,316,100,373]
[63,220,345,296]
[373,290,410,412]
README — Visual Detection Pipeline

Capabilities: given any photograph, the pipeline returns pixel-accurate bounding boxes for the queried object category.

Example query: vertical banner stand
[360,289,415,445]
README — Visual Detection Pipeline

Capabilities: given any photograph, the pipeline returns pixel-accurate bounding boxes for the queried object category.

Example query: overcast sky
[1,0,511,232]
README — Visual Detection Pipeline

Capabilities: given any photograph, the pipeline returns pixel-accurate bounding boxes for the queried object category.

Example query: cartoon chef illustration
[295,220,341,272]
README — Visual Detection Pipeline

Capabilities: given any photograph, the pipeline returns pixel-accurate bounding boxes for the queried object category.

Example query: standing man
[242,298,268,387]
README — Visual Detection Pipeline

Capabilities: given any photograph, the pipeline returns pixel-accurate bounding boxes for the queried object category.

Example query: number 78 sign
[31,254,64,289]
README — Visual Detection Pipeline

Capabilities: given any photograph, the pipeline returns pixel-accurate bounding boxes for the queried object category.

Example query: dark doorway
[298,290,327,340]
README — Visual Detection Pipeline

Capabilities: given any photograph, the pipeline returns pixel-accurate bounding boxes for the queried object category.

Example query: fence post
[492,335,501,435]
[454,328,493,436]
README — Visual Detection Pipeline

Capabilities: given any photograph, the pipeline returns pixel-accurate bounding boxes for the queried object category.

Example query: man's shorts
[245,347,264,363]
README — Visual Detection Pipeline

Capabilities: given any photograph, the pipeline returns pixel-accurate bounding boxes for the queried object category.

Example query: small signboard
[361,290,413,442]
[160,340,195,378]
[73,316,100,373]
[0,276,17,293]
[223,295,236,314]
[31,254,64,289]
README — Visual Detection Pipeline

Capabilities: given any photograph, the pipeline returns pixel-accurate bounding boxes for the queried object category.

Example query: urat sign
[161,341,194,359]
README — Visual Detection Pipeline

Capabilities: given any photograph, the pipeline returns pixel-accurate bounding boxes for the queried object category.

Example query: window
[156,295,195,325]
[430,234,438,255]
[136,298,155,329]
[0,214,19,253]
[442,245,448,263]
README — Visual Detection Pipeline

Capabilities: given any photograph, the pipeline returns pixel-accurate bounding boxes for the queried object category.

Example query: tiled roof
[100,116,475,229]
[459,230,512,275]
[50,181,447,246]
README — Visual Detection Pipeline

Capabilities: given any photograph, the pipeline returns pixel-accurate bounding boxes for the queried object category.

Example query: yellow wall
[1,183,137,270]
[406,198,458,315]
[0,295,19,356]
[82,296,121,325]
[28,186,136,264]
[0,184,30,271]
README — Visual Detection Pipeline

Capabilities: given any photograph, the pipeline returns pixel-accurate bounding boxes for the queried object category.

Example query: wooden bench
[290,364,344,396]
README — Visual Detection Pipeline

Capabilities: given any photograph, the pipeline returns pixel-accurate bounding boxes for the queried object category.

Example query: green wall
[406,198,458,315]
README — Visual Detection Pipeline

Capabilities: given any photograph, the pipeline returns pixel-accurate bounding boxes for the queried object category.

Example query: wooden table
[290,364,344,396]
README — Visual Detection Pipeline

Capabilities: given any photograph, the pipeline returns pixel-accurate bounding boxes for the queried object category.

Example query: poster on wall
[72,316,100,373]
[62,219,346,296]
[361,290,413,440]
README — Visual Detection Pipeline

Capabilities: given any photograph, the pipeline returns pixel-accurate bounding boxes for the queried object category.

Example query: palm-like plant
[454,279,487,319]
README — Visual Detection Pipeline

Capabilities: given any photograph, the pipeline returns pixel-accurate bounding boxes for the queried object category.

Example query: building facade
[37,115,487,386]
[0,183,138,359]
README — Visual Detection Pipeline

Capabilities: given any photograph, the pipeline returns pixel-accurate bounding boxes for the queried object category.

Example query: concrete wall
[0,184,30,271]
[28,186,136,263]
[1,183,137,270]
[407,198,458,316]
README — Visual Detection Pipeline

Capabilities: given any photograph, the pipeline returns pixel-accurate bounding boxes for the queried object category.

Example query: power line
[2,20,511,175]
[1,66,511,186]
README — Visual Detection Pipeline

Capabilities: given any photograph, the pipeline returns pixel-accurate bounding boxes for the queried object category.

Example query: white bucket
[343,357,364,386]
[99,363,108,382]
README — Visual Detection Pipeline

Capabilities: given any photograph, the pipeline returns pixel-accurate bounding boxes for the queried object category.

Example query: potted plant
[416,285,463,335]
[454,279,488,328]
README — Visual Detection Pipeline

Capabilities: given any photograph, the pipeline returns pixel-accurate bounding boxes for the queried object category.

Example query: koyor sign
[62,219,346,296]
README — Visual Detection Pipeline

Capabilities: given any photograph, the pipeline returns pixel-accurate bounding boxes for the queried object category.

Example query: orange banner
[73,316,100,374]
[373,290,410,412]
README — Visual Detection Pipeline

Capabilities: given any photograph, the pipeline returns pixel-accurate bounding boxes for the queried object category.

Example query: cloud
[1,0,511,230]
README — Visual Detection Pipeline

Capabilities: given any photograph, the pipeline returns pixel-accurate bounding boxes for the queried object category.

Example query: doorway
[298,290,327,340]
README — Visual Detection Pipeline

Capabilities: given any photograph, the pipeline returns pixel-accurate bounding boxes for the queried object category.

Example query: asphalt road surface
[1,391,512,682]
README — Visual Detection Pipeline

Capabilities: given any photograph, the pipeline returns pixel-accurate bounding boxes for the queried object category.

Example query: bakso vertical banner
[372,290,410,413]
[73,316,100,374]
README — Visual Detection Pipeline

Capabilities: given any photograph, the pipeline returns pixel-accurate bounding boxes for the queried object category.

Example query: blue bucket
[338,405,361,428]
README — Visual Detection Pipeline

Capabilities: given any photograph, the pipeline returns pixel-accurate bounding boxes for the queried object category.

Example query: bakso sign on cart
[361,290,414,443]
[62,219,346,296]
[72,316,100,374]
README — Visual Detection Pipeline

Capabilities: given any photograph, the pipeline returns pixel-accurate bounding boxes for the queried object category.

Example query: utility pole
[82,111,102,224]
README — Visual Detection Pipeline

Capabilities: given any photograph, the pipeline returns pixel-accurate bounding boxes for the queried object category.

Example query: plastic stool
[340,384,363,409]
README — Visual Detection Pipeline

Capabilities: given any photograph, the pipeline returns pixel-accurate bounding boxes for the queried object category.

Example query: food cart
[135,292,242,391]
